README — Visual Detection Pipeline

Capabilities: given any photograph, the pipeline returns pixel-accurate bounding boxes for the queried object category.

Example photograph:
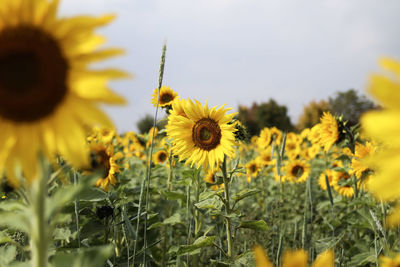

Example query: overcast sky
[60,0,400,132]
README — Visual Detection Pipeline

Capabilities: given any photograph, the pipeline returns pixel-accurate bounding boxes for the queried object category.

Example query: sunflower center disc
[192,118,222,151]
[0,26,68,122]
[291,165,304,177]
[160,93,173,104]
[158,152,167,162]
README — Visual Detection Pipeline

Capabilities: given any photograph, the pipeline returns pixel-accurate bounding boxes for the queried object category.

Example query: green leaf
[199,190,216,201]
[233,189,260,202]
[163,213,182,225]
[348,251,376,266]
[176,236,216,256]
[0,201,26,212]
[237,220,269,231]
[194,197,223,210]
[161,190,186,202]
[80,220,105,239]
[235,251,255,266]
[53,228,72,241]
[77,188,108,202]
[0,211,30,233]
[51,246,113,267]
[0,245,17,266]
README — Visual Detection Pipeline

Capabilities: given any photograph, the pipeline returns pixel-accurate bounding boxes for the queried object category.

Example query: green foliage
[328,89,377,126]
[238,99,294,136]
[296,100,330,131]
[136,114,167,134]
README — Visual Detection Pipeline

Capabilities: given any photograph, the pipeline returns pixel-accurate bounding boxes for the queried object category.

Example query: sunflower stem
[143,41,167,266]
[73,171,80,248]
[30,156,50,267]
[221,156,233,259]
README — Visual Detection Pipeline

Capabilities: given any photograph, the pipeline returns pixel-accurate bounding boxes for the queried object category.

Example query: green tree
[328,89,377,126]
[238,99,294,136]
[136,114,167,134]
[296,100,330,131]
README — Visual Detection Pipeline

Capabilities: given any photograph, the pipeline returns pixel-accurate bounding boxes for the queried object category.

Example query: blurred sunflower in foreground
[253,245,334,267]
[0,0,128,185]
[166,99,237,170]
[361,58,400,227]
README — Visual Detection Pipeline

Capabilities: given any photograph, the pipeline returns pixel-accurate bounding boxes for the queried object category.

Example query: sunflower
[154,150,168,165]
[166,99,237,170]
[318,112,339,152]
[257,127,271,149]
[332,171,354,198]
[269,127,282,146]
[284,160,310,183]
[379,253,400,267]
[318,169,334,191]
[0,0,127,185]
[246,159,261,182]
[87,143,122,191]
[281,250,308,267]
[285,139,301,160]
[361,58,400,226]
[256,146,275,167]
[350,141,375,179]
[254,246,334,267]
[151,86,178,107]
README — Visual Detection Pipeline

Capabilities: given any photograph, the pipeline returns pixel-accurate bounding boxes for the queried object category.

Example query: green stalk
[30,159,49,267]
[221,157,233,259]
[143,42,167,266]
[73,172,80,248]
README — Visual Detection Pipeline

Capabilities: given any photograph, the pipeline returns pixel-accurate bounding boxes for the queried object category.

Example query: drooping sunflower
[87,143,122,191]
[0,0,127,185]
[166,99,237,170]
[284,160,310,183]
[151,86,178,107]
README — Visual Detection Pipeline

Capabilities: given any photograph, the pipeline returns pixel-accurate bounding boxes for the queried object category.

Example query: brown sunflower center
[291,165,304,177]
[158,152,167,162]
[0,26,68,122]
[250,164,257,173]
[160,92,174,104]
[192,118,222,151]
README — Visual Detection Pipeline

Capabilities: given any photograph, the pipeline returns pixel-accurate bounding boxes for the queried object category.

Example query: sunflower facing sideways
[166,99,237,170]
[0,0,127,185]
[86,143,122,191]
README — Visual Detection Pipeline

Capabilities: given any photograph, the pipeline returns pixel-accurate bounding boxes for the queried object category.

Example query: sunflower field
[1,1,400,267]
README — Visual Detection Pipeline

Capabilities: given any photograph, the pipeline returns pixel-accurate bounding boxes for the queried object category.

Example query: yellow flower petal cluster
[86,143,122,191]
[361,58,400,226]
[309,112,339,152]
[166,99,237,170]
[254,245,334,267]
[0,0,127,185]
